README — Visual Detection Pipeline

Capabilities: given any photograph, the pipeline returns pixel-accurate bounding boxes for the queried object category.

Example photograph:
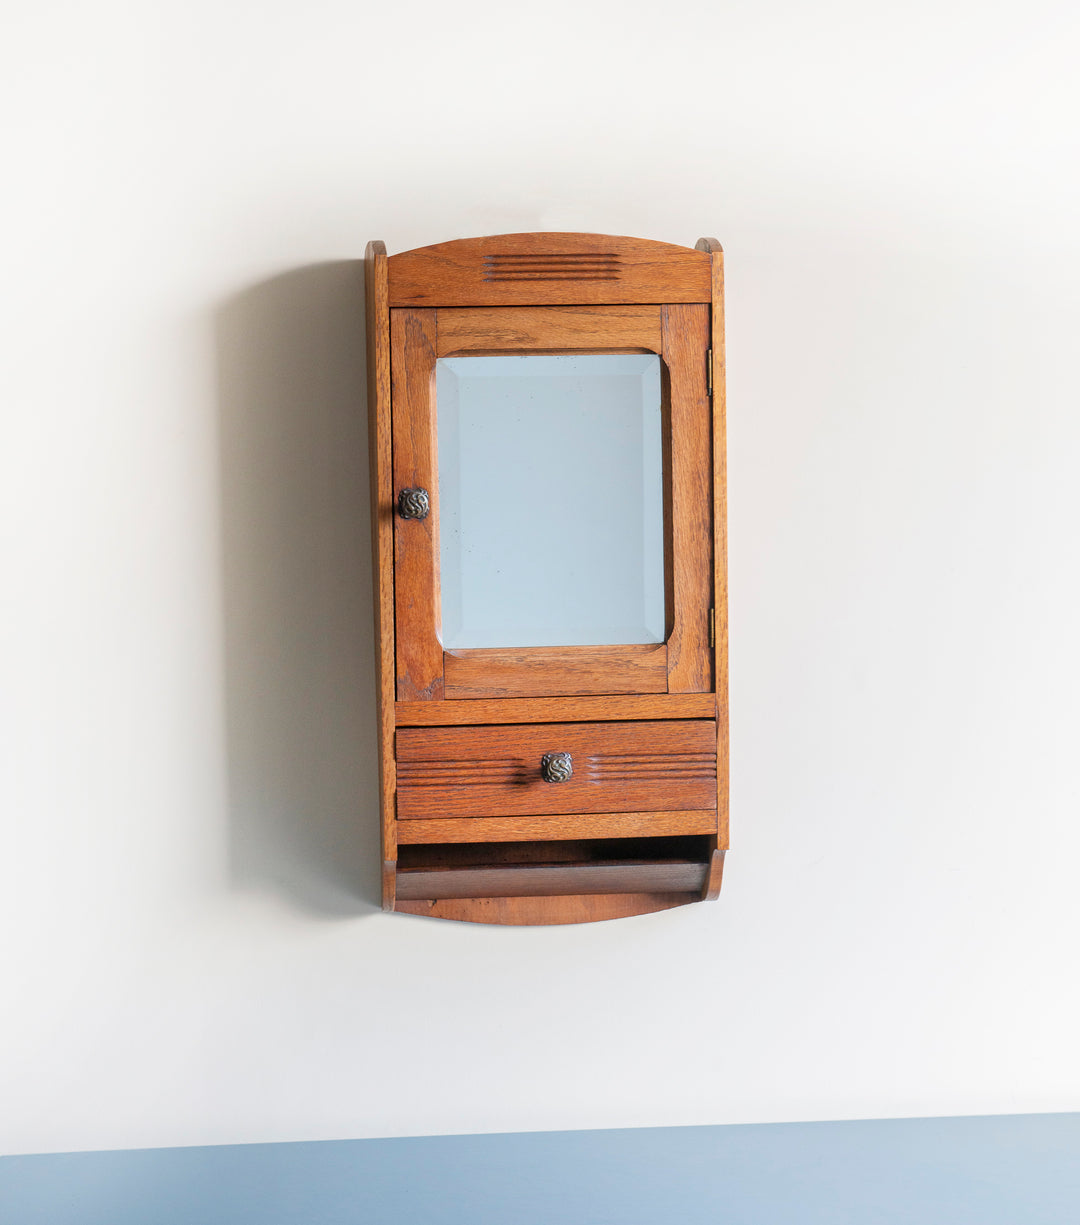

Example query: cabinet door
[391,304,712,701]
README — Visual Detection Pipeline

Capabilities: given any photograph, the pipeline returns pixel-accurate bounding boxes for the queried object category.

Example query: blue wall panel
[2,1114,1078,1225]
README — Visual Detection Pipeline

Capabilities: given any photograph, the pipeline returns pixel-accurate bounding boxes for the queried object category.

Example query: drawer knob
[397,487,430,520]
[540,752,573,783]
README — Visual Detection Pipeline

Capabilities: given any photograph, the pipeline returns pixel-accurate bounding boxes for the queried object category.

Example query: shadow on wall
[215,262,381,917]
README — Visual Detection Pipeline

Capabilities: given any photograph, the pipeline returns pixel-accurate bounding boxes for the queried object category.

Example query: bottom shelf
[391,836,724,926]
[397,858,708,900]
[395,892,701,926]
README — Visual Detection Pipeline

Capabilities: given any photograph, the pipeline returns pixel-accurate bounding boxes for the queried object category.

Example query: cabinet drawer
[396,720,716,820]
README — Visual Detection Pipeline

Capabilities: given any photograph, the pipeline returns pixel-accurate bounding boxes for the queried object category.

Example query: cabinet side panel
[365,241,396,908]
[391,308,444,701]
[697,240,730,852]
[663,303,714,693]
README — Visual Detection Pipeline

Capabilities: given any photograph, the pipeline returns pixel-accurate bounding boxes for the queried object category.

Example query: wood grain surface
[443,644,668,700]
[436,305,662,355]
[663,302,713,693]
[396,719,716,819]
[701,846,725,901]
[388,233,711,308]
[395,693,715,726]
[396,809,717,844]
[366,241,397,909]
[697,237,729,852]
[391,308,443,701]
[394,892,699,924]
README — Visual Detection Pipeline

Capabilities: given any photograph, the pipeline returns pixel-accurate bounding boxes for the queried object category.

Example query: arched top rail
[386,232,711,308]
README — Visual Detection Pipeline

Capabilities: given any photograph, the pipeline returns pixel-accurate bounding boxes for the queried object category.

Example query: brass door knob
[540,752,573,783]
[396,487,430,520]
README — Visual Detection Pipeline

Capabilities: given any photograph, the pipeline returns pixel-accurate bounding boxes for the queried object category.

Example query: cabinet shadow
[215,262,381,916]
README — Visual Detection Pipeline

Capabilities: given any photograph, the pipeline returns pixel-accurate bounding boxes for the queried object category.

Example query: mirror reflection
[437,353,665,649]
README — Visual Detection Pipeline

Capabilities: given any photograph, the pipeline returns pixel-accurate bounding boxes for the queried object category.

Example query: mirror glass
[437,353,665,649]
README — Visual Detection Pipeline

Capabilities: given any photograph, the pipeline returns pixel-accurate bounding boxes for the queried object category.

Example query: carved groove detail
[483,253,621,282]
[398,758,525,787]
[400,751,716,788]
[587,752,716,784]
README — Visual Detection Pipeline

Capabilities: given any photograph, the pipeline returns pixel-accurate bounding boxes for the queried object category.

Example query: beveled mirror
[437,353,666,650]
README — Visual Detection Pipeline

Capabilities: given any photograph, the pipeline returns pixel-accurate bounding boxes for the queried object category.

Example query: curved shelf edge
[395,231,707,261]
[394,891,703,926]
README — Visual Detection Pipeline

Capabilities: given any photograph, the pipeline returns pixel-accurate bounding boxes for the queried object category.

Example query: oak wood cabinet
[366,233,727,924]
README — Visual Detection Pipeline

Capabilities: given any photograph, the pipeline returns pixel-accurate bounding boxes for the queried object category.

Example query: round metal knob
[540,752,573,783]
[397,487,430,520]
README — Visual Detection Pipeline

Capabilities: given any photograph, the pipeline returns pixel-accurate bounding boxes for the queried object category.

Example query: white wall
[3,0,1080,1156]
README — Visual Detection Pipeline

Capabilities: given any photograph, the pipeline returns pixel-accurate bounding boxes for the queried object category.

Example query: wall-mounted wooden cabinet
[366,233,727,925]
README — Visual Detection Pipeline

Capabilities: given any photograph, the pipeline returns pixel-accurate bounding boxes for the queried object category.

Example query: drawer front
[396,720,716,819]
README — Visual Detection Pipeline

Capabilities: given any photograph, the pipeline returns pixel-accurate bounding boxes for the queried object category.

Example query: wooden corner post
[365,241,396,910]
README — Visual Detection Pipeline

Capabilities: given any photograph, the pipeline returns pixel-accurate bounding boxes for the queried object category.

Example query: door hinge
[706,348,713,397]
[709,607,715,649]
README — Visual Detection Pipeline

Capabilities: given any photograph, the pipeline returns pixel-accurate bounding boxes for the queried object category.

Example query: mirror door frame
[391,302,713,701]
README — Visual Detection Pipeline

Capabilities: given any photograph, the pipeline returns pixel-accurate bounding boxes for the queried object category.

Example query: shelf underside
[391,836,722,924]
[394,891,702,926]
[396,859,709,900]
